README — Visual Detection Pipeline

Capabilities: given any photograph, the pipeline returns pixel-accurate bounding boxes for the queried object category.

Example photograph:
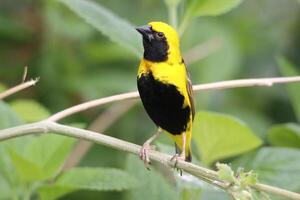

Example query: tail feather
[175,143,192,162]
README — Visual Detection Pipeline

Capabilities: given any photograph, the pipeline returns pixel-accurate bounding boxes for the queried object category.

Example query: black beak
[135,25,153,41]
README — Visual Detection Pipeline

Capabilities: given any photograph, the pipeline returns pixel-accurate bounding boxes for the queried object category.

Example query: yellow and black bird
[136,22,195,166]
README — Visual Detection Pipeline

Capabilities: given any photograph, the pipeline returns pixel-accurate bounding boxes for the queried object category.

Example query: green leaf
[277,56,300,121]
[239,171,258,188]
[216,163,235,183]
[0,151,18,197]
[193,111,262,165]
[8,134,76,182]
[0,101,23,129]
[59,0,142,57]
[125,155,180,200]
[9,99,50,122]
[25,134,76,177]
[8,149,46,182]
[0,173,13,200]
[38,167,138,200]
[0,102,28,191]
[267,123,300,148]
[233,147,300,192]
[188,0,244,17]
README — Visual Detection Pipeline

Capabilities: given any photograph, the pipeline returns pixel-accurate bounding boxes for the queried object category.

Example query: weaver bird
[136,22,195,167]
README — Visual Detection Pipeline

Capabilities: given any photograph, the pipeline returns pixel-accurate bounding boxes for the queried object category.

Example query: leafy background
[1,0,300,199]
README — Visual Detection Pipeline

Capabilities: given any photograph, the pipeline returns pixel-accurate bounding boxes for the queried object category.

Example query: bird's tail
[175,143,192,162]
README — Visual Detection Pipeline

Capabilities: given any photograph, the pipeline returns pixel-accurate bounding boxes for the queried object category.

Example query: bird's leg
[171,132,186,170]
[139,128,162,169]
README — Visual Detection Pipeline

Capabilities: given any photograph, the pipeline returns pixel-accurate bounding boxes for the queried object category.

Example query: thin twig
[192,76,300,91]
[0,78,39,100]
[47,91,138,121]
[22,66,28,83]
[48,76,300,122]
[0,121,299,200]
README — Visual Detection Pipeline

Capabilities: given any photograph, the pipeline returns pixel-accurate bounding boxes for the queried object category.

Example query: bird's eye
[156,32,164,39]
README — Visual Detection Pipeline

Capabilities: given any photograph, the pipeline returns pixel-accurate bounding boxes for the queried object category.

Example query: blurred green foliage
[1,0,300,199]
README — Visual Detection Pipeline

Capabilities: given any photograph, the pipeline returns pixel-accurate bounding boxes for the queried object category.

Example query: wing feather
[183,60,195,120]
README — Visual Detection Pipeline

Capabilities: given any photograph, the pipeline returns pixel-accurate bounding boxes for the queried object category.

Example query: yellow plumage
[136,22,194,163]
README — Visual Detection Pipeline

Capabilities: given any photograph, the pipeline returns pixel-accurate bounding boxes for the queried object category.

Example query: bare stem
[0,121,299,200]
[0,78,39,100]
[47,91,138,121]
[48,76,300,122]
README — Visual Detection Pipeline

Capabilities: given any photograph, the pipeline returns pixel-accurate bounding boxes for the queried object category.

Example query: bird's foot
[139,143,156,170]
[170,153,185,176]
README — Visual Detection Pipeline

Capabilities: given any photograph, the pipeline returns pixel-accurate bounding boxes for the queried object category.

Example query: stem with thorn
[0,78,39,100]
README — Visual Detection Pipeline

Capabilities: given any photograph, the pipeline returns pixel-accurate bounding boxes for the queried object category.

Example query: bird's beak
[135,25,154,42]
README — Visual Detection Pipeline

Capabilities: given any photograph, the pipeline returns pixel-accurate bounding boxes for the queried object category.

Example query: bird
[135,21,195,168]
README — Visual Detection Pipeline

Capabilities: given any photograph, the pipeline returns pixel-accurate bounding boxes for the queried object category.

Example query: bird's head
[136,22,181,63]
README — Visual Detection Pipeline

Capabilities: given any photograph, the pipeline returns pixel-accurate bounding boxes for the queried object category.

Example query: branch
[48,76,300,121]
[192,76,300,91]
[47,91,139,121]
[0,121,300,200]
[0,78,39,100]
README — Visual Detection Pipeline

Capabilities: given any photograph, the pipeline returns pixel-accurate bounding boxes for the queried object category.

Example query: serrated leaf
[59,0,142,56]
[193,111,262,165]
[125,155,180,200]
[10,99,50,122]
[216,163,235,183]
[277,56,300,121]
[188,0,243,17]
[38,167,138,200]
[267,123,300,148]
[232,147,300,192]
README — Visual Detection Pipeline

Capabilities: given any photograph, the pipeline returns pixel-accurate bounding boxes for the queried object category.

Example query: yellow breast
[138,59,190,109]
